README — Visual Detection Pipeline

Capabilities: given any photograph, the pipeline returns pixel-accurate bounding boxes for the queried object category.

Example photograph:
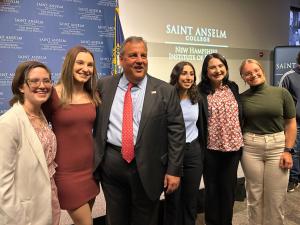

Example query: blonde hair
[239,59,265,77]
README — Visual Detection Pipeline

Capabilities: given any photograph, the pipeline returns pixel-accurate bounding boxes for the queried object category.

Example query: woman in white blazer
[0,61,60,225]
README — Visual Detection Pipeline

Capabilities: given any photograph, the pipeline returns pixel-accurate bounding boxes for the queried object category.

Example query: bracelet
[284,147,294,153]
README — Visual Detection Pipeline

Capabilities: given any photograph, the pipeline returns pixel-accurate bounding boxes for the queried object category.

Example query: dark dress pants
[203,149,241,225]
[164,139,203,225]
[100,145,160,225]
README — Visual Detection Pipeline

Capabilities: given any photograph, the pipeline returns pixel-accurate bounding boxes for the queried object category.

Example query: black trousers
[164,139,203,225]
[203,149,241,225]
[100,145,160,225]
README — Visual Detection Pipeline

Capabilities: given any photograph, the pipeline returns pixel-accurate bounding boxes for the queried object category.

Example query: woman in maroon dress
[43,46,101,225]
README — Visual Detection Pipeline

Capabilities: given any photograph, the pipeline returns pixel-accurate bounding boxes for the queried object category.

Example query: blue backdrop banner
[0,0,116,114]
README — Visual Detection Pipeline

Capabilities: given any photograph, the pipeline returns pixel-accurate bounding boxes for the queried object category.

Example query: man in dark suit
[93,36,185,225]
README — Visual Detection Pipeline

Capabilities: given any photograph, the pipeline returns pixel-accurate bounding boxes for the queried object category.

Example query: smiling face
[119,41,148,83]
[178,64,195,91]
[72,52,94,84]
[241,61,266,86]
[20,67,52,107]
[207,57,227,87]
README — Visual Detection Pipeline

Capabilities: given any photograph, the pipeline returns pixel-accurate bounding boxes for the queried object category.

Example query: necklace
[25,110,48,130]
[25,110,43,120]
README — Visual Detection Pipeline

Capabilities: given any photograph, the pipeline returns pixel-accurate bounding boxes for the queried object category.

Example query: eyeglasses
[242,72,258,78]
[242,68,262,78]
[26,78,53,88]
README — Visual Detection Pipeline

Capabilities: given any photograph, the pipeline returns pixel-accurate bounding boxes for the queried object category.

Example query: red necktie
[122,82,134,163]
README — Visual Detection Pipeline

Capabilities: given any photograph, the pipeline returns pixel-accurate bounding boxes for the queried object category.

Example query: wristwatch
[284,147,294,153]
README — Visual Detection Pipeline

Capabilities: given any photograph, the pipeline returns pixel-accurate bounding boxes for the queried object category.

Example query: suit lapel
[203,94,209,119]
[136,76,157,143]
[15,103,49,178]
[101,75,121,138]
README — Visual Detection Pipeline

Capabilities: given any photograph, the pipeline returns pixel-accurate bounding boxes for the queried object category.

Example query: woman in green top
[239,59,297,225]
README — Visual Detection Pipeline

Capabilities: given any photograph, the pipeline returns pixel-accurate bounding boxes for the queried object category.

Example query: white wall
[119,0,290,91]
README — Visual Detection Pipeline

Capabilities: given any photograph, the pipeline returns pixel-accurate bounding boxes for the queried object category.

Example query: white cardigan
[0,103,52,225]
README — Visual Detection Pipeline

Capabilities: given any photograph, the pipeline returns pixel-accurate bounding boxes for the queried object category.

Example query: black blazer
[198,81,243,148]
[93,74,186,200]
[195,96,206,150]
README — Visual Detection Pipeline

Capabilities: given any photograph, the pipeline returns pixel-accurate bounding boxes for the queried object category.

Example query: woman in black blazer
[198,53,243,225]
[164,61,204,225]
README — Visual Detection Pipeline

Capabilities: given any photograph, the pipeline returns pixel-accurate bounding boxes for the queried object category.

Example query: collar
[119,74,148,91]
[250,82,267,92]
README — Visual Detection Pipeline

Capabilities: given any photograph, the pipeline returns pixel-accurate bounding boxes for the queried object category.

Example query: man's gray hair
[119,36,148,56]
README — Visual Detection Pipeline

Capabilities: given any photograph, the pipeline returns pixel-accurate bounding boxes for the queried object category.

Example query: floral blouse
[29,116,57,177]
[207,85,243,151]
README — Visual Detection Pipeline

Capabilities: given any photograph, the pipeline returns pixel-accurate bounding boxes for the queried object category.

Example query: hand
[279,152,293,169]
[164,174,180,194]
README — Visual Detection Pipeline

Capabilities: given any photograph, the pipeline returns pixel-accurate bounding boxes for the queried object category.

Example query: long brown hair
[58,45,100,106]
[169,61,200,104]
